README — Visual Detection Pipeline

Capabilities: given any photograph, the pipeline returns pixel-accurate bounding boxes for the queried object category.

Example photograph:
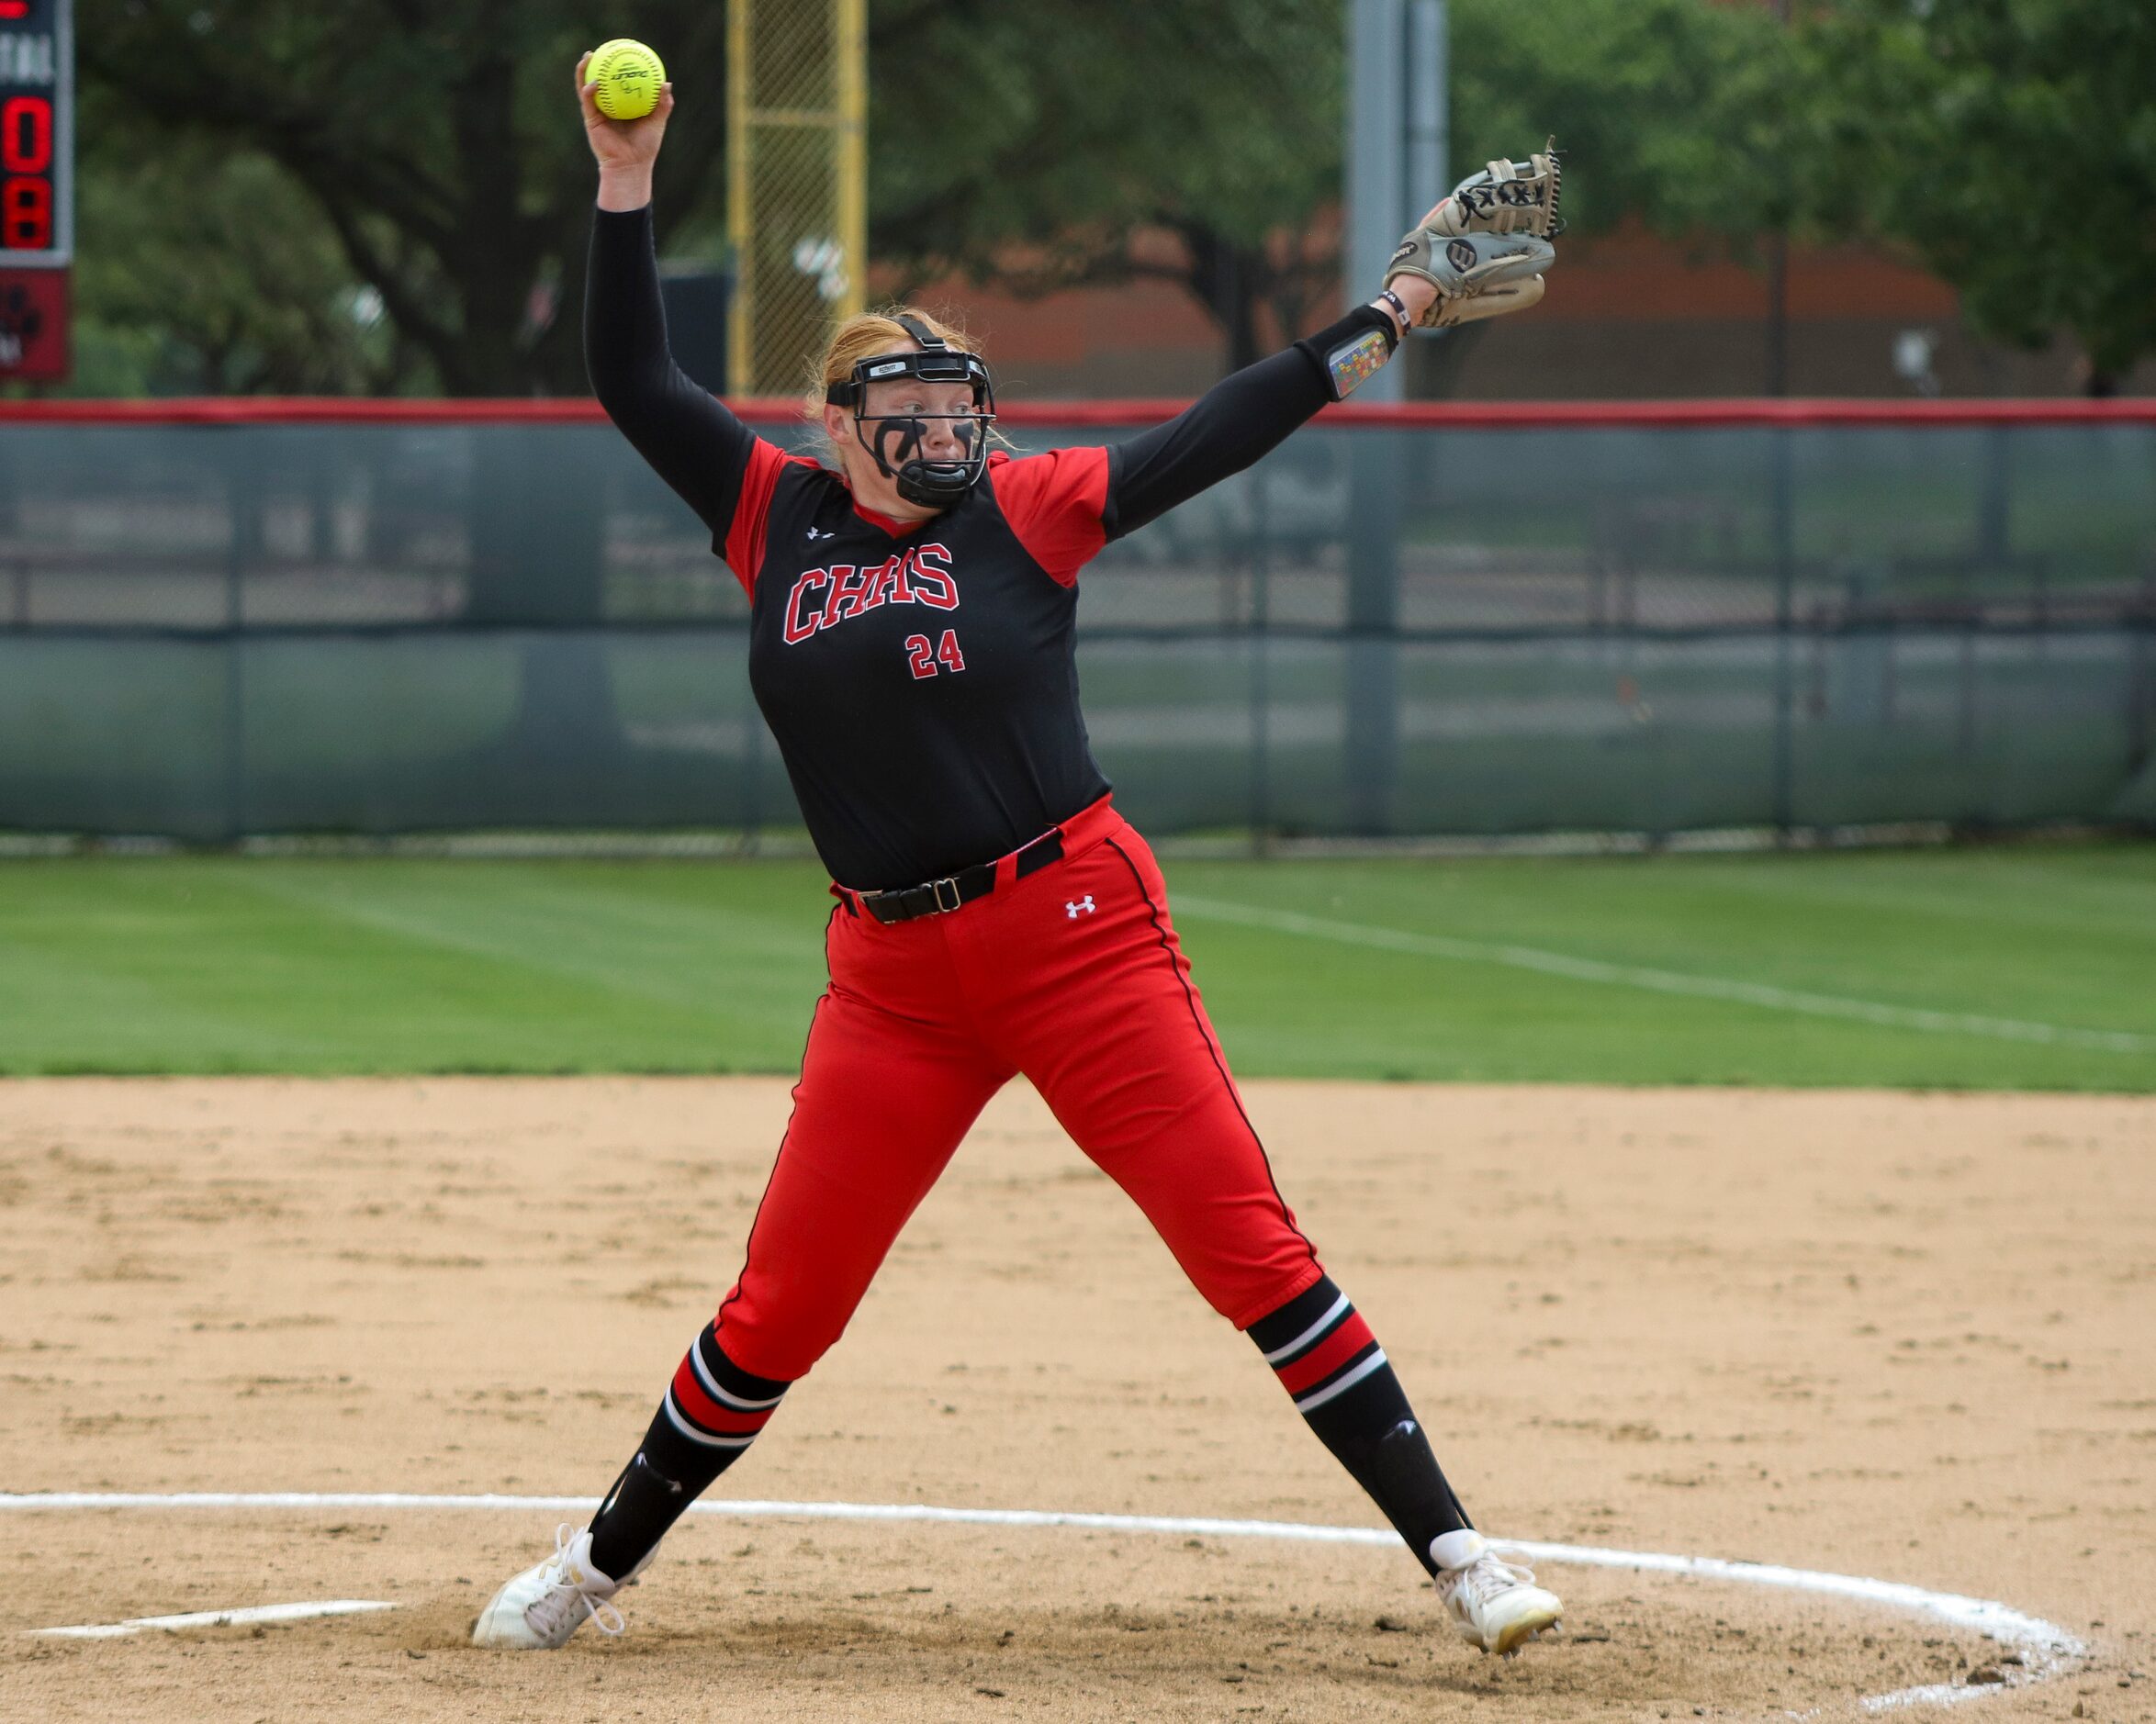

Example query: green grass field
[1,841,2151,1091]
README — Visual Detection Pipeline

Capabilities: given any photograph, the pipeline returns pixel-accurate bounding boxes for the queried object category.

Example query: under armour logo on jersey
[805,525,836,541]
[1066,896,1095,918]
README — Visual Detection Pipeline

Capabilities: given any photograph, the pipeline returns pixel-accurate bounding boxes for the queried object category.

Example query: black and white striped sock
[586,1324,790,1580]
[1250,1275,1469,1576]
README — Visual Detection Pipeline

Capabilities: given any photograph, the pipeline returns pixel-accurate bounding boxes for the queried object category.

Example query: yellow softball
[587,39,666,121]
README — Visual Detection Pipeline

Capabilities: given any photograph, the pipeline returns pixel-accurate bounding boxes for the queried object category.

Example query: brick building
[895,221,2148,401]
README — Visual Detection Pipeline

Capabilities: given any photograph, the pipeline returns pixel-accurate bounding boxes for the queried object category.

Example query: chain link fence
[1,404,2150,845]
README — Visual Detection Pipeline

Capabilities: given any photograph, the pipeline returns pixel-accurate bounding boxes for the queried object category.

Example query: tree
[867,0,1345,369]
[69,107,424,396]
[79,0,734,396]
[75,0,1811,393]
[869,0,1801,371]
[78,0,1344,386]
[1450,0,1796,247]
[1796,0,2156,394]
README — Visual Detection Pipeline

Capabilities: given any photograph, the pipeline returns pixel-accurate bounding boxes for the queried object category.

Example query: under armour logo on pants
[1066,896,1095,918]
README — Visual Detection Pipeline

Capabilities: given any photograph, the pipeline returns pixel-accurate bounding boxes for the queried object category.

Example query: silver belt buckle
[929,876,962,913]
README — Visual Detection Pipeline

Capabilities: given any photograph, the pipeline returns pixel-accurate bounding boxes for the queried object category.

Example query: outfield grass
[0,842,2150,1090]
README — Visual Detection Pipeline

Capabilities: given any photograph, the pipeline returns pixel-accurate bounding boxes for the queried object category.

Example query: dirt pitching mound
[3,1079,2149,1721]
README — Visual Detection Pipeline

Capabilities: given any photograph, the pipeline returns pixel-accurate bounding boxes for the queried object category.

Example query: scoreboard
[0,0,69,380]
[0,0,68,263]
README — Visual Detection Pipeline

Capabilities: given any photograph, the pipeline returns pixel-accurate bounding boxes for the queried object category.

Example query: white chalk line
[3,1493,2082,1712]
[30,1600,397,1640]
[1170,893,2154,1055]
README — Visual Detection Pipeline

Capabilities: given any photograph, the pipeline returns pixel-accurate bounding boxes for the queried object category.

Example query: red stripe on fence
[0,397,2150,429]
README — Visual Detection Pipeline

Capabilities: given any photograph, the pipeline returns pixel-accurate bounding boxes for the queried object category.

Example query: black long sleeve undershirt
[585,198,1393,554]
[583,203,755,538]
[1103,305,1395,542]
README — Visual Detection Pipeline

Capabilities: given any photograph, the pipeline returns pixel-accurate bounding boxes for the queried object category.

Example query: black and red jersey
[731,442,1113,889]
[585,204,1392,889]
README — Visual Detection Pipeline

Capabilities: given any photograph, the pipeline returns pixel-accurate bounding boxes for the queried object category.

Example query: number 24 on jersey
[905,630,966,680]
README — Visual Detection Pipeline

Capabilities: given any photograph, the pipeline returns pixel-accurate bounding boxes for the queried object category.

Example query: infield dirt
[2,1078,2150,1721]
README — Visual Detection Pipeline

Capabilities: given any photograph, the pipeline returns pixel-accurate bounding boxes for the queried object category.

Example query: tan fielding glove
[1385,230,1555,330]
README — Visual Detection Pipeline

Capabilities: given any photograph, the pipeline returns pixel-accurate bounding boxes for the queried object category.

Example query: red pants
[711,795,1323,1383]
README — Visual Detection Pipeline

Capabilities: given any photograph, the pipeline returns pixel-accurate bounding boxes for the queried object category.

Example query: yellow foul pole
[725,0,752,397]
[835,0,867,322]
[726,0,867,397]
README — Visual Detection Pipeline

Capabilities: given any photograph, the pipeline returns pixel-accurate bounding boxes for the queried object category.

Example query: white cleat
[1432,1530,1565,1657]
[471,1525,642,1649]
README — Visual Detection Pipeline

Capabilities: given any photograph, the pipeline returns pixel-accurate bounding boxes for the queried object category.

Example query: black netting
[1,418,2150,840]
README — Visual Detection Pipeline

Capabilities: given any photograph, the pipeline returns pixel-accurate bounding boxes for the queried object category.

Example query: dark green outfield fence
[2,397,2151,845]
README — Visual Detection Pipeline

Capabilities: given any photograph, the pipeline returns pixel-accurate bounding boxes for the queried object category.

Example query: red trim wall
[1,396,2152,429]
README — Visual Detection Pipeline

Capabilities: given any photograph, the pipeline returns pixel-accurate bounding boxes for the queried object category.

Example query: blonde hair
[804,305,992,464]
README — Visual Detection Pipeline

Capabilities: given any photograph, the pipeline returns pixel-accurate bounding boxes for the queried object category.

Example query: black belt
[850,827,1066,924]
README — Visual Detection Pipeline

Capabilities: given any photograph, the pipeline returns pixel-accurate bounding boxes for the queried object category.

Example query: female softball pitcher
[475,52,1566,1658]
